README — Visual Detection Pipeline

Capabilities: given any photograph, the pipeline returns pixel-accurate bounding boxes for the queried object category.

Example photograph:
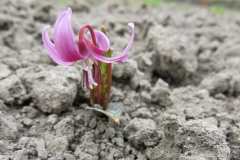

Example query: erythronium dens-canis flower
[42,7,134,89]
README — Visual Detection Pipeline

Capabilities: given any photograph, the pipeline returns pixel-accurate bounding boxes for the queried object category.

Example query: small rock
[133,51,153,71]
[54,117,74,140]
[199,72,231,95]
[19,47,53,67]
[22,118,33,127]
[49,153,65,160]
[0,100,9,113]
[33,3,53,23]
[0,64,11,80]
[110,86,124,102]
[47,114,58,125]
[35,138,48,159]
[112,59,138,78]
[139,79,151,91]
[0,113,19,141]
[31,66,80,113]
[112,138,124,148]
[196,89,209,99]
[124,118,160,149]
[0,75,26,104]
[151,79,173,106]
[45,135,69,155]
[202,117,218,126]
[74,142,99,160]
[159,115,230,159]
[107,148,124,159]
[21,106,40,119]
[64,153,76,160]
[0,155,11,160]
[140,91,151,103]
[130,69,147,89]
[147,25,198,81]
[0,140,13,156]
[17,137,30,148]
[131,107,152,118]
[102,127,116,139]
[5,28,35,51]
[13,149,28,160]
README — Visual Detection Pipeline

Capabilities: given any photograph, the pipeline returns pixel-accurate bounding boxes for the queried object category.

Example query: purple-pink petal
[87,30,110,55]
[53,7,83,62]
[78,38,90,58]
[88,22,134,63]
[42,26,75,65]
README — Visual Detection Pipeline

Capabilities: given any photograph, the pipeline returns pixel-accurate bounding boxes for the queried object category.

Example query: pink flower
[42,7,134,89]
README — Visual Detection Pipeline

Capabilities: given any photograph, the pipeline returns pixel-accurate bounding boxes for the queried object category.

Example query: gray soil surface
[0,0,240,159]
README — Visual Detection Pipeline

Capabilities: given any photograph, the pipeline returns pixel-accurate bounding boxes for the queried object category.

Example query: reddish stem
[79,24,97,46]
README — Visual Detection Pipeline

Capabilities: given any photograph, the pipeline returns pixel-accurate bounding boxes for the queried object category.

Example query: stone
[112,59,138,79]
[131,107,152,118]
[151,79,173,106]
[152,115,231,159]
[13,149,28,160]
[199,72,231,95]
[35,138,48,159]
[110,86,124,102]
[64,153,76,160]
[19,47,53,67]
[21,106,40,119]
[45,135,69,155]
[0,75,26,104]
[124,118,161,149]
[147,25,198,82]
[0,113,19,141]
[0,64,11,80]
[16,65,81,114]
[140,91,151,103]
[47,114,58,125]
[139,79,151,91]
[22,118,33,127]
[74,142,99,160]
[54,117,74,140]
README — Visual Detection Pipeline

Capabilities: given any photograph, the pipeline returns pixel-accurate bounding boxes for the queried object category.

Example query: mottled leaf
[86,102,123,124]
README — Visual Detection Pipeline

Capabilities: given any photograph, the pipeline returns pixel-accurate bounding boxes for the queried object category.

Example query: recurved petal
[42,25,75,65]
[87,30,110,55]
[88,23,134,63]
[53,7,83,62]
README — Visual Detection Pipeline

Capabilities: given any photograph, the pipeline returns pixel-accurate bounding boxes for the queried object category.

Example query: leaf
[86,102,124,124]
[90,26,112,110]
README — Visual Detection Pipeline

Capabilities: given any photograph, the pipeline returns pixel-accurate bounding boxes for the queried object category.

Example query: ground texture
[0,0,240,159]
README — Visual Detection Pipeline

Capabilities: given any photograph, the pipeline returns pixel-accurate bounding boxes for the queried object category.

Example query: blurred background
[47,0,240,16]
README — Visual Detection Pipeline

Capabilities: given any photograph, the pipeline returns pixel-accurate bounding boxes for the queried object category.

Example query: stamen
[82,59,87,70]
[87,69,97,89]
[82,59,100,89]
[82,70,85,87]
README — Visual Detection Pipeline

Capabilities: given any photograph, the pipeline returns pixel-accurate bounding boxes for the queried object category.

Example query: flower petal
[42,25,75,65]
[53,7,83,62]
[87,30,110,55]
[88,23,134,63]
[78,38,90,58]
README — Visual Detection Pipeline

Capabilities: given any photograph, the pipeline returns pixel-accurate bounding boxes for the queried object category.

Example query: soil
[0,0,240,159]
